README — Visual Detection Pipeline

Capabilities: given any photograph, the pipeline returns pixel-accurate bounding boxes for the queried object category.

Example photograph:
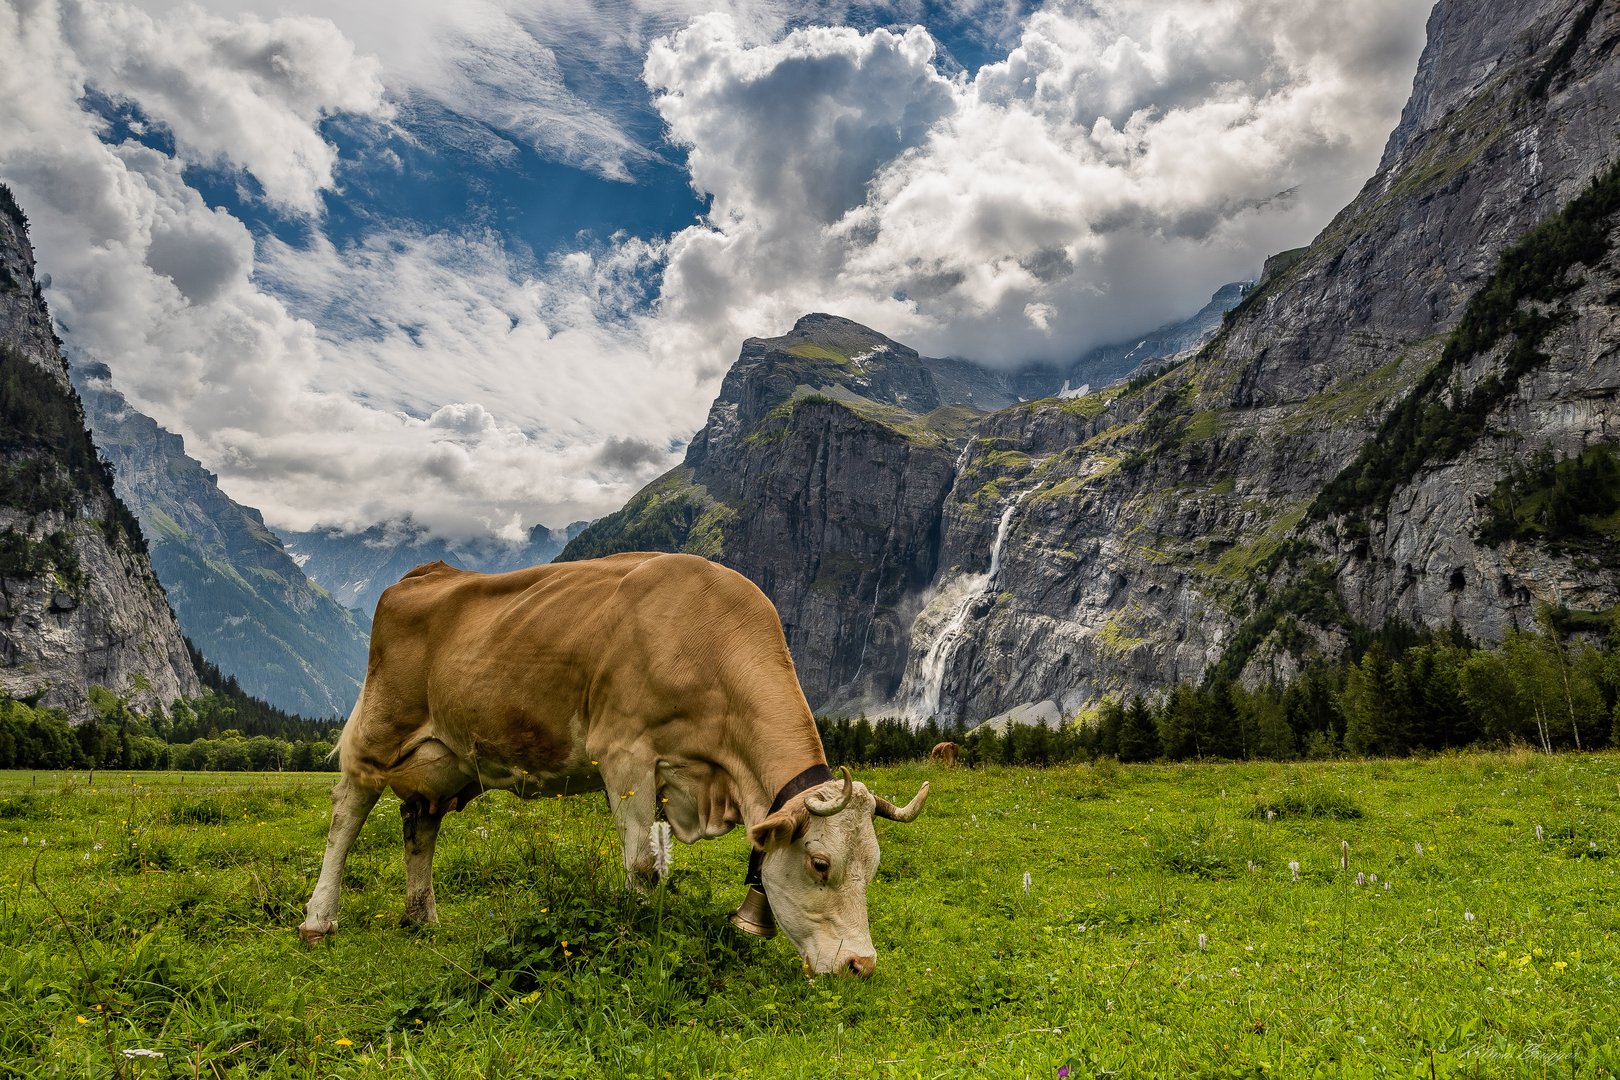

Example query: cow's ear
[748,806,806,852]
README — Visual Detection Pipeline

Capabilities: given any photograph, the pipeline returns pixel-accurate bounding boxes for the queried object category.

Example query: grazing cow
[298,552,928,977]
[930,741,960,768]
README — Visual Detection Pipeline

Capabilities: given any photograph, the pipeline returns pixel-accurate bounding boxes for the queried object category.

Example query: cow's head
[745,767,928,978]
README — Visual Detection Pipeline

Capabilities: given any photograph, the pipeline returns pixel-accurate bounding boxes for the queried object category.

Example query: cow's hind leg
[401,799,445,925]
[299,775,382,943]
[398,781,481,926]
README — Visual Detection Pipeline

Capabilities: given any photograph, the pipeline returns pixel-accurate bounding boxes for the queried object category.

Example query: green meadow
[1,752,1617,1078]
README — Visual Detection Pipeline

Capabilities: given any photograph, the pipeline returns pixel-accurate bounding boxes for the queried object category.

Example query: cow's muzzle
[729,885,777,938]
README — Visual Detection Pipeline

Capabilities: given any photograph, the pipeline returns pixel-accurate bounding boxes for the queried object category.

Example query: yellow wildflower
[76,1016,88,1025]
[335,1038,354,1047]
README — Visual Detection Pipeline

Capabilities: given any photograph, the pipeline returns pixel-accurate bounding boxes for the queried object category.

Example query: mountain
[71,365,370,718]
[561,313,1017,707]
[0,188,199,718]
[563,0,1620,724]
[281,518,585,618]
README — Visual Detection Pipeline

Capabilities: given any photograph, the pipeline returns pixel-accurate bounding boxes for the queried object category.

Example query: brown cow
[298,552,927,977]
[930,741,959,768]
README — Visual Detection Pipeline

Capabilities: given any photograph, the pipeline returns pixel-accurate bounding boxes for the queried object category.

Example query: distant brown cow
[298,552,928,977]
[931,741,959,768]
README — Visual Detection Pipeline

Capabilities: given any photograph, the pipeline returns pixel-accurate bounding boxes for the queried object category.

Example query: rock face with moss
[0,191,199,718]
[72,364,369,718]
[917,0,1620,722]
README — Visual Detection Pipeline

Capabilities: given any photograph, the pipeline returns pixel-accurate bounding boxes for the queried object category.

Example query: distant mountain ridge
[72,364,370,718]
[1014,281,1252,399]
[281,519,587,619]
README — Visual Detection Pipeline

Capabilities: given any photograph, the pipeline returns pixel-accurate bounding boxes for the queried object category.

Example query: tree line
[3,616,1616,773]
[817,616,1620,767]
[0,687,339,772]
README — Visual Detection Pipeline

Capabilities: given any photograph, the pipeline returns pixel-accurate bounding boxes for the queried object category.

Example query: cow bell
[729,885,777,938]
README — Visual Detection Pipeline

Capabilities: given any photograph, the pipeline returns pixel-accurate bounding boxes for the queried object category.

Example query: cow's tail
[332,681,367,767]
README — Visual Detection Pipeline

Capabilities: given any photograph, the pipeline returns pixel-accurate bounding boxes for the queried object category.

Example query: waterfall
[895,489,1032,721]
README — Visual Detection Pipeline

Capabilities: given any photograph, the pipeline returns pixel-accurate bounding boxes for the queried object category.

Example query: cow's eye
[809,854,832,878]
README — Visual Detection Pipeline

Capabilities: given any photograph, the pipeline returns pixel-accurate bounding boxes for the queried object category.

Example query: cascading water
[896,489,1032,721]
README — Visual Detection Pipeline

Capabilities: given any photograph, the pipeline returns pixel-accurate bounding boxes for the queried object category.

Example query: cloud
[0,0,1431,544]
[645,0,1430,365]
[56,0,388,214]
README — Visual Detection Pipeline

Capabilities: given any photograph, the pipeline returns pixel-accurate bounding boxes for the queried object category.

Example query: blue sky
[0,0,1430,538]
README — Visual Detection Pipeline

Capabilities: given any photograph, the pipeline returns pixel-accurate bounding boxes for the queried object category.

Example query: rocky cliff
[561,314,999,707]
[917,0,1620,722]
[0,189,199,717]
[73,365,369,717]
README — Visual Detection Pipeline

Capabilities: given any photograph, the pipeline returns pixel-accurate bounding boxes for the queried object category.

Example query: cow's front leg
[300,776,382,942]
[598,758,661,892]
[400,799,445,925]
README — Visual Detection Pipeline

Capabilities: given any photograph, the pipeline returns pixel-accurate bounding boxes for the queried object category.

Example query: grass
[2,754,1619,1077]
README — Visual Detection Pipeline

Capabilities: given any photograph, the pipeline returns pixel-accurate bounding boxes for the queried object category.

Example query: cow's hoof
[298,921,334,944]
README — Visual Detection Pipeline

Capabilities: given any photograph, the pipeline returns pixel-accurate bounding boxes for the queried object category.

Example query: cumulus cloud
[55,0,387,214]
[0,0,1431,543]
[645,0,1430,365]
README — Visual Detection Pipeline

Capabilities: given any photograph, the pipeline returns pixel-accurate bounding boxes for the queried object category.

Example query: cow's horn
[807,766,853,817]
[874,781,929,823]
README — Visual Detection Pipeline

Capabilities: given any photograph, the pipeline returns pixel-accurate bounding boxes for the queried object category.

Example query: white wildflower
[1198,933,1208,951]
[1247,860,1257,875]
[1535,825,1544,842]
[648,821,673,879]
[1384,882,1392,891]
[1464,911,1475,922]
[1369,873,1378,885]
[1266,810,1276,822]
[1022,871,1032,893]
[92,842,103,852]
[474,826,490,841]
[1289,861,1301,882]
[1415,842,1425,856]
[1355,872,1366,887]
[1340,840,1349,869]
[120,1049,164,1059]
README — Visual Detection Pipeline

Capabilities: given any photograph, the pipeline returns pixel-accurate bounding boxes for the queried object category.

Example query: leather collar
[744,763,833,885]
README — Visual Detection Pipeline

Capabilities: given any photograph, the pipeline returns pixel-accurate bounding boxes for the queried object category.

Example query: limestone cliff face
[562,315,993,708]
[916,0,1620,722]
[0,191,199,717]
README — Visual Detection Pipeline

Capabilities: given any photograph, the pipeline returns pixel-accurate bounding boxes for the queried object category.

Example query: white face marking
[759,782,882,975]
